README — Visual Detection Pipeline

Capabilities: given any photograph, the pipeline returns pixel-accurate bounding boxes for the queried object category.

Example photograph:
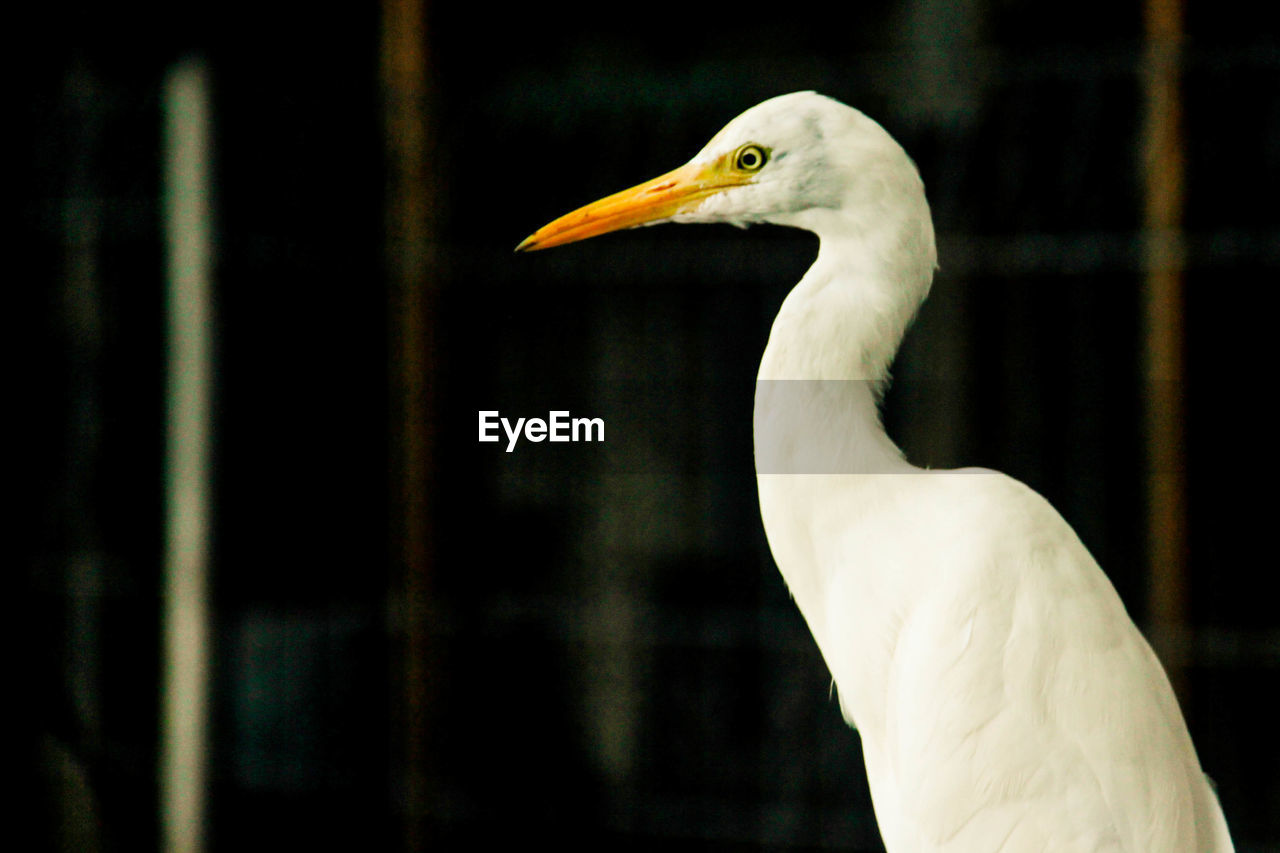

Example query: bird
[517,91,1232,851]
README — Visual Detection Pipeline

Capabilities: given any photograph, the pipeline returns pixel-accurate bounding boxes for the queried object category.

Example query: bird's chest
[756,474,925,730]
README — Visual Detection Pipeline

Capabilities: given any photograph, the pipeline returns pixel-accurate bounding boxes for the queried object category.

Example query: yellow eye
[734,144,768,172]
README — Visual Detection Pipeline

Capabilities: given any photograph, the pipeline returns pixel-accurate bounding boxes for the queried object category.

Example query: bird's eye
[734,144,769,172]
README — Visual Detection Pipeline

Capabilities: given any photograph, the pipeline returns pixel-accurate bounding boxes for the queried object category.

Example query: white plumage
[519,91,1232,852]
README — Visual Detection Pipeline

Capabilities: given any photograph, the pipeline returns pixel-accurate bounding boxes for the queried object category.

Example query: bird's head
[516,91,930,252]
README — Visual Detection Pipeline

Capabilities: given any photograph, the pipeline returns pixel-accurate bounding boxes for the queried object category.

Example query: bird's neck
[755,224,934,475]
[758,218,933,383]
[753,224,935,666]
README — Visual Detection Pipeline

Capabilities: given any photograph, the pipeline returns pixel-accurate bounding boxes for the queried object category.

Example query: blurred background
[18,0,1279,850]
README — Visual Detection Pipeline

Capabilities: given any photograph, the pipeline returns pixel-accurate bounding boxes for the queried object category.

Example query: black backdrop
[18,1,1279,850]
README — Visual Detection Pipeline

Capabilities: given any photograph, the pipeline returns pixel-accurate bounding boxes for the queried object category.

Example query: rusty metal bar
[381,2,436,848]
[1140,0,1189,701]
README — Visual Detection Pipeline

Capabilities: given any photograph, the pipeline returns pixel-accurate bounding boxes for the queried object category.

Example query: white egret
[518,91,1232,851]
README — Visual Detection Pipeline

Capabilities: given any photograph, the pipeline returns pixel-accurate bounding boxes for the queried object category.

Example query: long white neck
[754,205,935,476]
[752,212,935,657]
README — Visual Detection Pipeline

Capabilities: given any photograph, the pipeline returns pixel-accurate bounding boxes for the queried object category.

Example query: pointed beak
[516,157,744,252]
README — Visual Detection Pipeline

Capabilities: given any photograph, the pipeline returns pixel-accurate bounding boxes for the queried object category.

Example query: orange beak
[516,155,749,252]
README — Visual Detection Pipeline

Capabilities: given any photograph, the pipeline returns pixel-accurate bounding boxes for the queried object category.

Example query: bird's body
[760,463,1228,850]
[519,91,1232,851]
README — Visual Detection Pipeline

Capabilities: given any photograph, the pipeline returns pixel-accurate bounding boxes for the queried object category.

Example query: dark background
[18,1,1279,850]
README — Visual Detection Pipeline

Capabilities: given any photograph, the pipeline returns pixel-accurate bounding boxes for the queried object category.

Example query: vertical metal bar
[1141,0,1189,701]
[161,59,214,853]
[381,3,435,848]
